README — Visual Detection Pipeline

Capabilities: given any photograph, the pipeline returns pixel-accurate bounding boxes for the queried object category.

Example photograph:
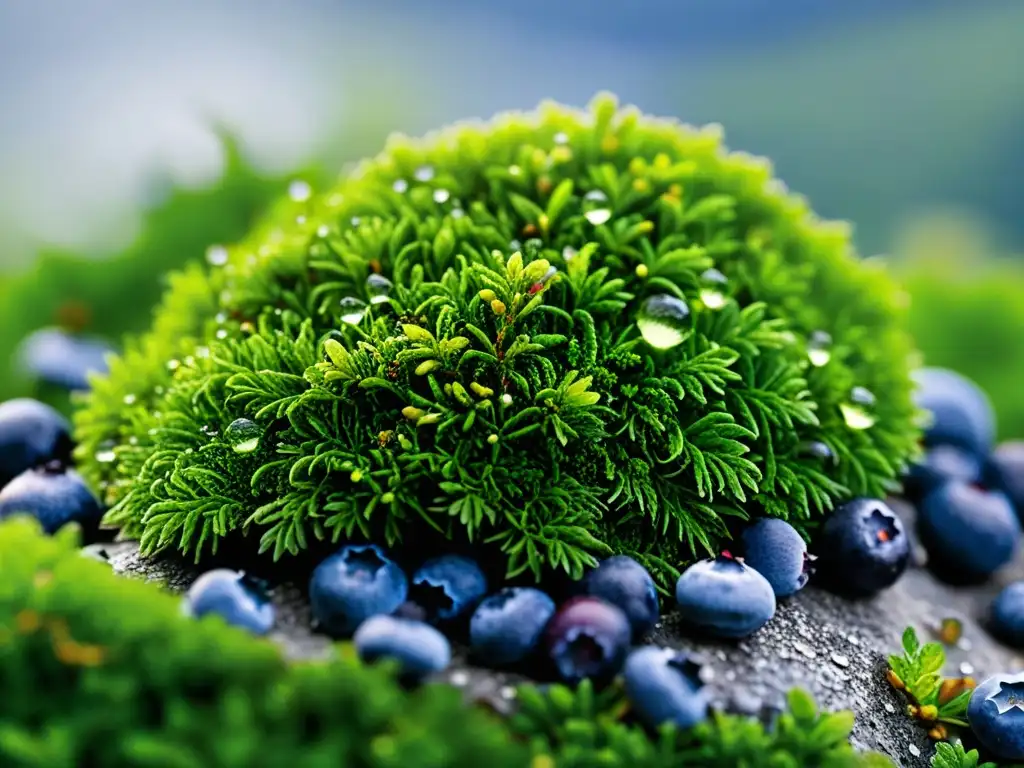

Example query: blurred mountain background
[0,0,1022,425]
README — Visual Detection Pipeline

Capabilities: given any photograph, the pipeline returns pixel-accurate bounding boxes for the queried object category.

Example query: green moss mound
[76,94,919,584]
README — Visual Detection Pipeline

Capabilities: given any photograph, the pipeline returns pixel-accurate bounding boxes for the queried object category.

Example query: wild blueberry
[17,328,113,391]
[968,672,1024,760]
[543,596,631,684]
[0,398,72,488]
[918,481,1019,583]
[990,582,1024,648]
[354,614,451,680]
[184,569,275,635]
[904,444,981,503]
[410,554,487,623]
[623,646,709,729]
[740,518,811,599]
[469,587,556,666]
[913,367,995,456]
[984,441,1024,516]
[674,555,775,638]
[816,498,910,596]
[583,555,659,638]
[309,544,408,636]
[0,464,102,535]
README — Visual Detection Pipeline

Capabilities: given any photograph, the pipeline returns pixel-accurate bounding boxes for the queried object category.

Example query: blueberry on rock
[968,672,1024,760]
[410,554,487,623]
[583,555,659,638]
[309,544,408,636]
[904,444,981,504]
[990,581,1024,648]
[623,646,709,729]
[184,569,275,635]
[740,519,811,599]
[674,554,775,639]
[984,441,1024,516]
[0,398,72,488]
[816,498,910,596]
[913,367,995,456]
[918,481,1020,584]
[544,596,631,684]
[354,614,451,680]
[0,463,102,535]
[470,587,556,666]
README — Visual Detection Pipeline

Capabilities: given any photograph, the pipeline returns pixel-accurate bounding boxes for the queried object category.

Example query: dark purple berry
[410,555,487,623]
[674,555,775,638]
[740,519,810,599]
[0,398,72,488]
[968,673,1024,760]
[470,587,556,666]
[0,464,101,535]
[354,615,451,680]
[543,596,630,684]
[990,581,1024,648]
[185,569,275,635]
[623,646,708,729]
[309,544,408,636]
[817,498,910,596]
[913,367,994,456]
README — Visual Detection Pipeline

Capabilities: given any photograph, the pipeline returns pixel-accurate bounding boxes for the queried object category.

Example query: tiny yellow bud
[669,183,683,197]
[470,382,494,398]
[491,299,506,315]
[417,413,441,427]
[487,434,499,445]
[551,146,572,164]
[478,289,497,302]
[350,470,363,482]
[918,705,938,722]
[600,134,620,153]
[635,264,649,279]
[632,178,650,193]
[628,157,646,175]
[381,492,395,504]
[415,360,439,376]
[402,406,426,421]
[536,176,553,195]
[654,153,671,170]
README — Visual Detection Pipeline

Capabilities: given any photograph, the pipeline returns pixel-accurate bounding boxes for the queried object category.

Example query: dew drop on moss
[582,189,612,225]
[414,165,435,182]
[553,131,569,145]
[637,294,691,349]
[433,188,450,204]
[584,209,612,225]
[216,329,228,340]
[392,179,409,193]
[123,394,137,405]
[339,297,367,325]
[366,274,393,305]
[288,180,312,202]
[96,446,116,464]
[808,331,832,367]
[840,387,877,430]
[699,268,728,309]
[205,245,228,267]
[226,418,263,454]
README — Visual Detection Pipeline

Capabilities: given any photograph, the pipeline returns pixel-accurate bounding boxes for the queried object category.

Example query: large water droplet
[339,297,368,325]
[216,329,229,340]
[433,188,450,204]
[808,331,832,367]
[699,268,728,309]
[553,131,569,145]
[414,165,435,182]
[206,245,228,267]
[226,418,262,454]
[366,274,393,305]
[582,189,611,226]
[123,394,137,405]
[840,387,877,430]
[288,180,312,202]
[637,294,691,349]
[392,179,409,193]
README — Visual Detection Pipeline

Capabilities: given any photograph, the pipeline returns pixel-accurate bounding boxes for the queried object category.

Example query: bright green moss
[76,94,920,584]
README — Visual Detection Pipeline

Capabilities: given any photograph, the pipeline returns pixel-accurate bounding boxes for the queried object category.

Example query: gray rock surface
[82,498,1024,768]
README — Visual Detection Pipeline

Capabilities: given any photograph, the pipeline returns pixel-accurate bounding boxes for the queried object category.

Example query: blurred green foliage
[896,215,1024,441]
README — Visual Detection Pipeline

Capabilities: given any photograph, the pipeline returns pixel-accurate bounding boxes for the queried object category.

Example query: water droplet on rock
[637,294,691,349]
[909,745,921,758]
[339,297,367,325]
[808,331,832,367]
[450,671,469,687]
[366,274,393,305]
[226,419,262,454]
[960,662,975,675]
[831,653,850,668]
